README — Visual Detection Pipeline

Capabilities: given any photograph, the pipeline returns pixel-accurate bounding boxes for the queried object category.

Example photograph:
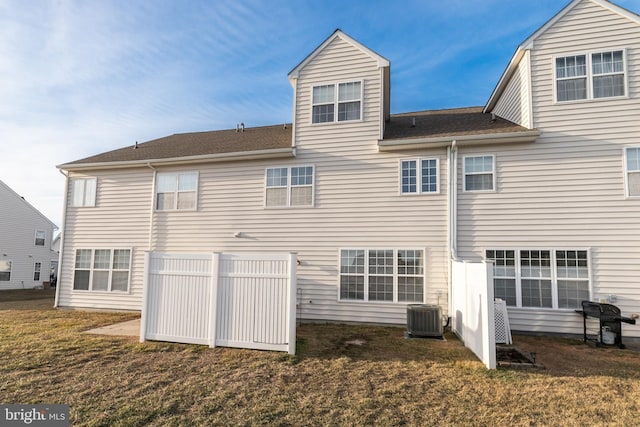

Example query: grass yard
[1,291,639,426]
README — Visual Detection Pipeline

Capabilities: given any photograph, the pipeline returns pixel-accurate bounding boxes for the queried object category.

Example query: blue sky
[1,0,639,227]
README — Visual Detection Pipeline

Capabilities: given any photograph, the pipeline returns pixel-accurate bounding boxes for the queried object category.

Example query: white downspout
[147,163,156,250]
[54,169,69,308]
[447,140,459,316]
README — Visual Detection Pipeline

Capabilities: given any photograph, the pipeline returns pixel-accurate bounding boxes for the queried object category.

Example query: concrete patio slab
[85,318,140,337]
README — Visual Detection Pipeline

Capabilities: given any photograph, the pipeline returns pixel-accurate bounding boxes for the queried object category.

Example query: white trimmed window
[401,159,439,194]
[486,249,589,309]
[625,147,640,197]
[33,262,41,281]
[265,166,314,207]
[35,230,45,246]
[73,248,131,292]
[312,81,362,123]
[463,155,494,192]
[0,260,11,281]
[71,177,96,207]
[555,50,626,102]
[339,249,424,303]
[156,172,198,211]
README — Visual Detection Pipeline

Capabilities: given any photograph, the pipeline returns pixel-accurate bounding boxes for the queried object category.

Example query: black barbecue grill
[576,301,637,349]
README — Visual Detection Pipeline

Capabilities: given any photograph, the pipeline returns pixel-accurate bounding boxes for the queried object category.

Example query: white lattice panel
[494,299,512,345]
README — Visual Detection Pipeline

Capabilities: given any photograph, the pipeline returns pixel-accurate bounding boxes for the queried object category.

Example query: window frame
[311,80,363,124]
[155,171,199,212]
[34,230,46,246]
[33,262,41,281]
[337,248,426,304]
[71,177,97,207]
[264,165,315,208]
[463,154,496,193]
[553,49,628,103]
[0,260,11,282]
[624,146,640,198]
[72,248,132,293]
[485,248,591,310]
[400,158,440,195]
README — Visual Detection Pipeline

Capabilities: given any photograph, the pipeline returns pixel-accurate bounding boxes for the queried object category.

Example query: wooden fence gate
[140,252,296,354]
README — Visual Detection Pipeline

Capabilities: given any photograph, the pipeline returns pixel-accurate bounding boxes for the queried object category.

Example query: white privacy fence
[451,260,496,369]
[140,252,297,354]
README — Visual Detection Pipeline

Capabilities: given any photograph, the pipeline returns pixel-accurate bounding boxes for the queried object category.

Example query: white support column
[139,251,151,343]
[287,252,298,355]
[209,252,220,348]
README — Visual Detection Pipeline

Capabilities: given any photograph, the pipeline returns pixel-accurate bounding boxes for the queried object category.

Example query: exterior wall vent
[406,304,443,338]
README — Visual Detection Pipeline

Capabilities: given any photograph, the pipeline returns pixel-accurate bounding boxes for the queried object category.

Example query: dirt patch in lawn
[0,289,56,310]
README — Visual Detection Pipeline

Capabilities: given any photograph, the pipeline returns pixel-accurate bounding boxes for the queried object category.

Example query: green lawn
[1,290,639,426]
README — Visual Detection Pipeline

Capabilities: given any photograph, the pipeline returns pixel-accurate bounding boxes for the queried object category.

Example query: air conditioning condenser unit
[407,304,443,338]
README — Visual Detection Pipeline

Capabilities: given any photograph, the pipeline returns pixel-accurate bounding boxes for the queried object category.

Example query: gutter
[58,147,296,172]
[54,169,69,308]
[378,130,540,152]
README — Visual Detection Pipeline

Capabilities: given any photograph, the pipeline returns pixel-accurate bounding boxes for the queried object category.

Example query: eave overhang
[378,130,541,152]
[58,147,296,172]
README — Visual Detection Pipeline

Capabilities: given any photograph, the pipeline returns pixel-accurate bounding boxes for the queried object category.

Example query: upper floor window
[463,155,495,192]
[265,166,314,207]
[555,50,625,102]
[625,147,640,197]
[71,177,96,207]
[312,81,362,123]
[35,230,45,246]
[401,159,439,195]
[156,172,198,211]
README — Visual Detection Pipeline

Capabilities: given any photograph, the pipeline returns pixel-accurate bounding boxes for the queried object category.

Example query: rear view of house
[55,0,640,339]
[0,180,58,290]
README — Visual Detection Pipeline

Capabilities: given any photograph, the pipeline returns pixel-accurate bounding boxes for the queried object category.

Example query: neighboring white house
[0,180,58,290]
[55,0,640,337]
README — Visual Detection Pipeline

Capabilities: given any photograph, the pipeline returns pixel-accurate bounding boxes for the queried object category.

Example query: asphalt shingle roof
[383,106,529,140]
[61,107,531,168]
[62,124,293,166]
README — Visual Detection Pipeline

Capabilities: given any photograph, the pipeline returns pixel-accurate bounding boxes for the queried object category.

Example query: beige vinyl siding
[466,1,640,336]
[57,169,152,310]
[0,182,57,290]
[493,51,531,128]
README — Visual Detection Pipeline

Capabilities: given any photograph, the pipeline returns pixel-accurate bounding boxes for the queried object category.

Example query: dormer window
[555,50,626,102]
[312,81,362,123]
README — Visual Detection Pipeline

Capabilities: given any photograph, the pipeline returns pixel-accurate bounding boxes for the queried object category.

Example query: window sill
[72,290,131,295]
[338,299,425,305]
[554,94,629,105]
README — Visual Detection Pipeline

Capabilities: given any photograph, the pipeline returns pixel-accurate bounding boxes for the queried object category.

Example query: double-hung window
[486,249,589,309]
[35,230,45,246]
[463,155,495,192]
[339,248,424,303]
[73,248,131,292]
[71,177,97,207]
[265,166,314,207]
[555,50,626,102]
[312,81,362,123]
[156,172,198,210]
[400,159,438,194]
[625,147,640,197]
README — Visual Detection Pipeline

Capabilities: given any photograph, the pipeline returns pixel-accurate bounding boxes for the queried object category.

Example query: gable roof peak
[288,29,389,80]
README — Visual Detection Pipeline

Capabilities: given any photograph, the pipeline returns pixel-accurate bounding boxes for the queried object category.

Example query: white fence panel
[141,253,213,345]
[216,253,293,353]
[451,260,495,369]
[141,252,296,354]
